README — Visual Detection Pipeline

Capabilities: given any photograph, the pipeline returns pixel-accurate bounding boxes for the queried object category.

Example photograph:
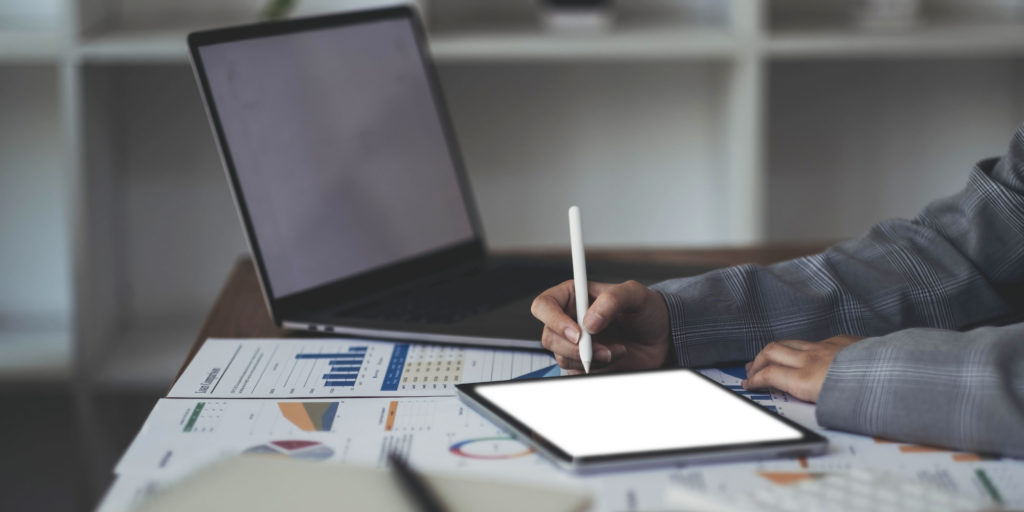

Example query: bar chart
[171,338,558,398]
[295,345,368,388]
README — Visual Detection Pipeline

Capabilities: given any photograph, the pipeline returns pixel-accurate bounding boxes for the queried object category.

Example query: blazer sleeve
[651,123,1024,368]
[816,323,1024,458]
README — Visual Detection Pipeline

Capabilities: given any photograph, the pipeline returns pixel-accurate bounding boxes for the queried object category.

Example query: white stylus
[568,206,592,374]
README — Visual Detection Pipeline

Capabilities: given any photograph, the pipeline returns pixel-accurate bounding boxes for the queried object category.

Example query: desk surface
[182,245,828,381]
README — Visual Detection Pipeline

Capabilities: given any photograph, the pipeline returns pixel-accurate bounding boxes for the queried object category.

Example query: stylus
[568,206,592,374]
[388,451,449,512]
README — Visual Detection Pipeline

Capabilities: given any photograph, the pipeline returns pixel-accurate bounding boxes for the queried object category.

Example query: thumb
[582,281,646,334]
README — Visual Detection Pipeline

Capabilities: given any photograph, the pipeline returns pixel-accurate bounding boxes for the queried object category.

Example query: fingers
[743,337,855,402]
[546,328,626,369]
[542,326,582,361]
[531,281,582,342]
[582,280,648,334]
[743,365,800,394]
[746,341,805,378]
[775,339,813,350]
[553,346,615,369]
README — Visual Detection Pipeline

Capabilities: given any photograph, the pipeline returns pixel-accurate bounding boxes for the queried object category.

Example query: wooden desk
[181,245,828,380]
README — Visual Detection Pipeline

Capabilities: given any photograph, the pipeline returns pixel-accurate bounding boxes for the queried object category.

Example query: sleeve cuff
[655,290,690,367]
[814,337,880,431]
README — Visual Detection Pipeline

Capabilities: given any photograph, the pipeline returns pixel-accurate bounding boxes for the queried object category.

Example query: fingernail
[611,345,627,358]
[741,379,748,389]
[564,327,580,344]
[597,347,612,363]
[583,312,604,334]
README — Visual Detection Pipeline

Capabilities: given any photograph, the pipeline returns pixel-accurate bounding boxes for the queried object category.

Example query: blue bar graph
[295,346,368,389]
[329,360,363,367]
[723,381,774,407]
[296,353,364,359]
[322,373,359,379]
[380,344,409,391]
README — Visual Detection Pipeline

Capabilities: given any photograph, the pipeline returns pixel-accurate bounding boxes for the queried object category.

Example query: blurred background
[1,0,1023,509]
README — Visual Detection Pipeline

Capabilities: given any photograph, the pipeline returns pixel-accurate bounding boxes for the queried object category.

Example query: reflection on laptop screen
[199,17,475,298]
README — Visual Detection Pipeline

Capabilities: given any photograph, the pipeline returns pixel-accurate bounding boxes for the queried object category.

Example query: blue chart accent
[380,344,410,391]
[514,364,562,381]
[295,346,368,388]
[321,402,339,431]
[729,387,770,400]
[322,373,359,379]
[719,366,748,380]
[294,356,362,360]
[329,360,362,367]
[721,371,775,408]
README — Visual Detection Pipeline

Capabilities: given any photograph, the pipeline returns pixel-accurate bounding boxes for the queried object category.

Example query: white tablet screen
[474,370,803,458]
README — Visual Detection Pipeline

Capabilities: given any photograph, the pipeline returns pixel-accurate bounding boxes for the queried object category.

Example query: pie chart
[243,440,334,461]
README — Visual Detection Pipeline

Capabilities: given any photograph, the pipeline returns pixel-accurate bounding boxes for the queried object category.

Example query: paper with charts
[168,337,560,398]
[114,396,569,482]
[107,364,1024,512]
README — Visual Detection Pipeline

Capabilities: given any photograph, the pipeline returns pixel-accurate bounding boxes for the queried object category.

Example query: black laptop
[187,7,704,349]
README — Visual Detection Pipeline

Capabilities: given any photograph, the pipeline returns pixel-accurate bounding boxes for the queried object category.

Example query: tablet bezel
[456,368,828,473]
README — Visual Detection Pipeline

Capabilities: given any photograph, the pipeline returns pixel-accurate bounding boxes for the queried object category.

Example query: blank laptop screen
[199,17,475,298]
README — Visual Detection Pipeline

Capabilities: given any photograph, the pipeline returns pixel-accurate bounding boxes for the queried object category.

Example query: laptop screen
[198,16,476,299]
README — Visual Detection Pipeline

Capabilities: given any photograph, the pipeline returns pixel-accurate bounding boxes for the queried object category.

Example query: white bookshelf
[431,27,737,61]
[1,0,1023,391]
[0,31,65,61]
[768,24,1024,58]
[77,28,190,62]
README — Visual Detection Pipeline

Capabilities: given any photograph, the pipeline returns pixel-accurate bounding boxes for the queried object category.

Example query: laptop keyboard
[336,263,568,324]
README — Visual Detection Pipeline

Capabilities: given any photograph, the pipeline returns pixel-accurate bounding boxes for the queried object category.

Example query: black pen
[388,451,449,512]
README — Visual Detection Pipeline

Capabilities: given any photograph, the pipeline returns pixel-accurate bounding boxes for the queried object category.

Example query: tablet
[457,368,827,473]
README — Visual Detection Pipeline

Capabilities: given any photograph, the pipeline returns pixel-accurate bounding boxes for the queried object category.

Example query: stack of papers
[101,337,1024,512]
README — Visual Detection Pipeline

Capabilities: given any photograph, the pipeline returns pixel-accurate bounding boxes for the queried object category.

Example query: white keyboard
[665,468,1001,512]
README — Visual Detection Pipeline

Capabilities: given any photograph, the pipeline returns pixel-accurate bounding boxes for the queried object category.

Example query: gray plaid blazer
[652,123,1024,458]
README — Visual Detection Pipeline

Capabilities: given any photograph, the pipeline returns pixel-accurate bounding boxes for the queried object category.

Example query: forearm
[652,224,1013,366]
[653,123,1024,367]
[816,324,1024,458]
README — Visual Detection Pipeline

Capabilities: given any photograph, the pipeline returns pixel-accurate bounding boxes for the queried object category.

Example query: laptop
[187,7,704,349]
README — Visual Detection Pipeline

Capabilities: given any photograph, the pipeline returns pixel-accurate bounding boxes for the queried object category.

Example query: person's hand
[531,280,671,374]
[742,335,865,402]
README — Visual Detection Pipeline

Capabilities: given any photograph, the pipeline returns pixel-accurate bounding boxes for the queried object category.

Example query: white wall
[0,65,69,330]
[767,58,1024,241]
[441,61,732,249]
[108,65,247,326]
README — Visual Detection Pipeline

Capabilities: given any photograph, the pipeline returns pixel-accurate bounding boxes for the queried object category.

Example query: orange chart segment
[875,437,993,462]
[758,472,822,486]
[385,401,398,431]
[898,444,950,454]
[279,402,339,432]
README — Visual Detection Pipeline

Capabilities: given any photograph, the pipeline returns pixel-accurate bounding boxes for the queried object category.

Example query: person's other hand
[531,280,671,374]
[742,335,865,402]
